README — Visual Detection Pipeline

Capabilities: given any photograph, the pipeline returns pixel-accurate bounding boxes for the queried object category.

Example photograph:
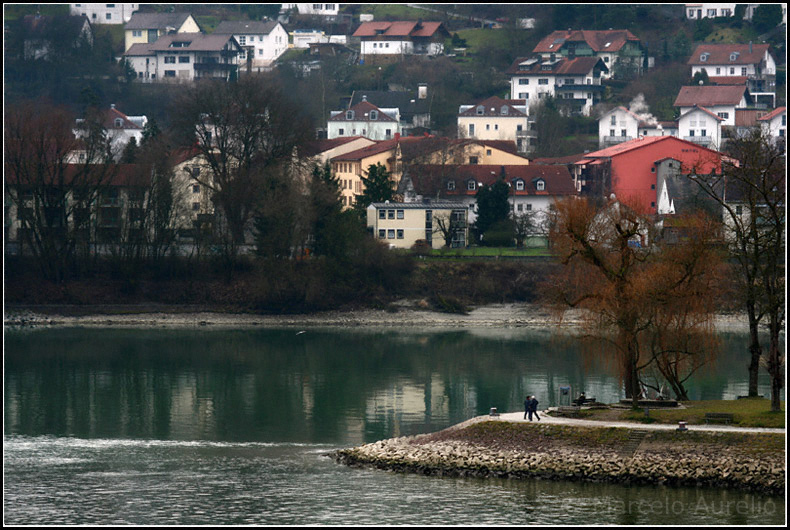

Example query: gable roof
[505,56,608,76]
[688,43,772,66]
[411,164,576,197]
[148,33,239,52]
[348,90,432,119]
[213,20,281,35]
[673,85,750,108]
[22,14,91,36]
[329,100,398,122]
[578,135,722,160]
[125,12,194,31]
[757,107,786,121]
[459,96,528,117]
[352,21,448,39]
[533,29,640,54]
[679,105,724,122]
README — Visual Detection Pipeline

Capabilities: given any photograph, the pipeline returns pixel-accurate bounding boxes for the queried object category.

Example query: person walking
[524,396,531,420]
[529,395,540,421]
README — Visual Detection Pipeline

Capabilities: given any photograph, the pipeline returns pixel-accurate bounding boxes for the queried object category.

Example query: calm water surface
[3,327,784,525]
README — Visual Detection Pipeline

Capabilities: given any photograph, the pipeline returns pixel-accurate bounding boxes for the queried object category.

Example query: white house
[684,3,786,23]
[327,99,401,141]
[457,96,531,154]
[213,20,288,70]
[281,3,340,19]
[598,107,641,147]
[688,43,777,106]
[353,21,449,59]
[506,56,609,117]
[70,3,138,24]
[123,33,241,83]
[673,85,751,127]
[677,106,724,150]
[757,106,787,143]
[73,105,147,161]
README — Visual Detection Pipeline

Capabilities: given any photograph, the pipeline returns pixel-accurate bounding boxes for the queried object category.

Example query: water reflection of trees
[4,329,768,444]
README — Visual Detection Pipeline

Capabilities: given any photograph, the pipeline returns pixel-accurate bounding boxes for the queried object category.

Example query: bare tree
[546,197,722,404]
[685,128,785,410]
[5,99,116,281]
[174,75,314,268]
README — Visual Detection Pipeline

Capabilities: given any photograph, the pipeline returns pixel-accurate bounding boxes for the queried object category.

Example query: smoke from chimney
[628,93,658,127]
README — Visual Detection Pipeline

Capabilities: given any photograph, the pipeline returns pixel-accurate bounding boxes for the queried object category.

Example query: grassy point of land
[579,398,785,429]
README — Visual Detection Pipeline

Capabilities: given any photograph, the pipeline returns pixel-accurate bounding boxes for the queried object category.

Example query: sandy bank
[3,302,752,331]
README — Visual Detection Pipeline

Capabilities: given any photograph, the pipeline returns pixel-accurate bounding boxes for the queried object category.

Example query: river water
[3,326,784,525]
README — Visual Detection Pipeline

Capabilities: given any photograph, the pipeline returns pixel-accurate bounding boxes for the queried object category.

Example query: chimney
[749,41,753,53]
[418,83,428,100]
[110,104,116,109]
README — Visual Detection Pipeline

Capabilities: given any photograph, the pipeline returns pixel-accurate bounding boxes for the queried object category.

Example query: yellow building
[366,200,468,249]
[124,12,200,52]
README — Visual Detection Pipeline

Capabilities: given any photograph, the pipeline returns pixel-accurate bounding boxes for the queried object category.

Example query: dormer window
[476,106,484,115]
[729,52,739,61]
[515,180,525,191]
[447,180,456,191]
[500,106,509,115]
[369,110,378,121]
[700,53,709,62]
[114,118,123,128]
[346,110,354,120]
[467,180,476,191]
[535,179,545,191]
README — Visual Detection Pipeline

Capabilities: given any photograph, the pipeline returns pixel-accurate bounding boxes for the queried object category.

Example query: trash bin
[677,421,687,431]
[489,407,499,417]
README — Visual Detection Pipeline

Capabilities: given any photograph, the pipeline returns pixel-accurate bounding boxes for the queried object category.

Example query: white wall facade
[71,3,138,24]
[677,108,722,150]
[598,108,640,146]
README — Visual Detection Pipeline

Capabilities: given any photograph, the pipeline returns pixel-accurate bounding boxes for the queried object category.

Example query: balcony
[603,135,633,145]
[683,135,713,146]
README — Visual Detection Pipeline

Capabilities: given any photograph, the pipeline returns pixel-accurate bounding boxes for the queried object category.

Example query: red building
[571,136,726,213]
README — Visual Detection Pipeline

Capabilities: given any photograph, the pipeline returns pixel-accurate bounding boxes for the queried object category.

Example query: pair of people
[523,395,540,421]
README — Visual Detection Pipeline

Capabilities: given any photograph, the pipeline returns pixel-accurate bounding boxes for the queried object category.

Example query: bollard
[677,421,687,431]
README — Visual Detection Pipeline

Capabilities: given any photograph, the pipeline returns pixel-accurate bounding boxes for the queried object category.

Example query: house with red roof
[327,98,401,141]
[532,29,644,79]
[73,105,148,161]
[571,136,726,214]
[677,105,724,150]
[757,106,787,143]
[352,21,449,60]
[673,85,752,127]
[688,43,777,107]
[505,56,609,116]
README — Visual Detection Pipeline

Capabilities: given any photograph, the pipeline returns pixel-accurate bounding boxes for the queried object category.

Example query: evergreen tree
[474,177,511,244]
[355,163,394,211]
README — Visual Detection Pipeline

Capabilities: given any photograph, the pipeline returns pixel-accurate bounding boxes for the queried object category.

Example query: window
[447,180,456,191]
[114,118,123,128]
[730,67,735,75]
[397,229,404,239]
[476,106,484,115]
[192,202,200,211]
[708,9,717,17]
[238,36,246,46]
[526,203,532,211]
[179,56,190,63]
[369,110,378,120]
[700,53,709,62]
[538,78,549,85]
[610,129,615,137]
[164,56,176,64]
[716,67,721,74]
[469,156,478,165]
[515,180,524,191]
[378,229,386,239]
[164,70,176,77]
[741,67,747,75]
[735,205,743,215]
[193,185,200,194]
[467,180,476,191]
[106,13,112,20]
[718,112,729,119]
[501,106,509,115]
[621,129,627,137]
[486,124,490,131]
[387,229,395,239]
[701,129,707,137]
[338,128,344,136]
[346,110,354,120]
[535,180,545,191]
[379,209,386,219]
[469,124,475,135]
[397,210,404,219]
[388,209,395,219]
[132,30,142,37]
[518,78,529,85]
[689,130,695,137]
[611,115,617,125]
[486,149,492,155]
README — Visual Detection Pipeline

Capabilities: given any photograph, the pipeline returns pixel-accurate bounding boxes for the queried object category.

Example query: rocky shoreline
[3,301,752,331]
[333,418,785,496]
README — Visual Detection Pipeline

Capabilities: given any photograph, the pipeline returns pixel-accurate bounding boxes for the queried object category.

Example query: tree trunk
[746,301,762,397]
[767,316,783,412]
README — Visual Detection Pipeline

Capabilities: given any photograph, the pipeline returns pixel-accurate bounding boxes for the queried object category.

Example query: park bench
[572,396,596,406]
[704,412,734,425]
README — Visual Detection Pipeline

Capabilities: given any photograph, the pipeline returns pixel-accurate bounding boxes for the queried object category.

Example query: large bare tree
[5,99,116,280]
[174,75,314,266]
[686,128,785,410]
[546,197,723,405]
